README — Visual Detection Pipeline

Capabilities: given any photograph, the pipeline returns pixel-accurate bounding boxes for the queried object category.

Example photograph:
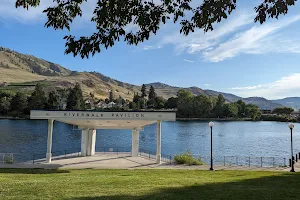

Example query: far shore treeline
[0,83,297,122]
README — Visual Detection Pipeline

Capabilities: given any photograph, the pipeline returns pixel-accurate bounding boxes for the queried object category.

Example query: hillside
[203,90,242,102]
[243,97,283,110]
[0,46,292,109]
[0,47,71,76]
[0,46,140,100]
[272,97,300,110]
[144,83,283,109]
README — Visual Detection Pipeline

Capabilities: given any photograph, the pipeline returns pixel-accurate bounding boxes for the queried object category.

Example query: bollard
[224,156,226,166]
[261,157,263,167]
[273,157,275,167]
[249,157,251,167]
[32,155,35,164]
[284,158,286,167]
[289,159,292,167]
[296,154,298,162]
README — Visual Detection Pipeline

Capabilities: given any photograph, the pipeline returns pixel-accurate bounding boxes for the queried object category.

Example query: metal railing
[139,148,172,164]
[32,148,81,164]
[191,155,288,168]
[95,147,132,154]
[9,146,294,169]
[0,153,17,164]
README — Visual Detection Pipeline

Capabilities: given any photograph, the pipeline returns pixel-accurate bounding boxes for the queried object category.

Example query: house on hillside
[59,98,67,110]
[96,101,106,108]
[107,102,116,108]
[0,82,8,87]
[96,101,118,109]
[85,98,95,110]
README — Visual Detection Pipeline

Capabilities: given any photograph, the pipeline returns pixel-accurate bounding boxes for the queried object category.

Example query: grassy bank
[0,169,299,200]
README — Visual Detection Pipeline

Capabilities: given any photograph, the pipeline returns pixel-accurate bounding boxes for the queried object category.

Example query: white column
[87,129,96,156]
[81,129,89,156]
[46,119,54,163]
[131,129,139,157]
[156,120,162,164]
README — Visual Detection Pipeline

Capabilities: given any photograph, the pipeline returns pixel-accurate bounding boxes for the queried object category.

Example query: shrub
[174,151,204,165]
[4,154,14,164]
[260,114,296,122]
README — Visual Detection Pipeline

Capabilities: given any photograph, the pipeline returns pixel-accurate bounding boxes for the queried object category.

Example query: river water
[0,120,299,163]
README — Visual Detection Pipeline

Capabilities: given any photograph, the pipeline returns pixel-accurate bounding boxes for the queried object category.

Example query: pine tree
[28,83,47,110]
[148,85,156,100]
[141,84,147,98]
[47,91,60,110]
[213,94,225,118]
[10,92,27,115]
[117,95,125,106]
[133,92,139,104]
[0,97,10,114]
[66,83,85,110]
[109,90,114,102]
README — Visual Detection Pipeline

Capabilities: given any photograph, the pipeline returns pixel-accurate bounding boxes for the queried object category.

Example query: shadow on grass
[66,172,300,200]
[0,168,69,174]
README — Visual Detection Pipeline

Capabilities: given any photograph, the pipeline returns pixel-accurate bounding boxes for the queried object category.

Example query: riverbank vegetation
[0,83,296,122]
[130,85,262,120]
[0,169,299,200]
[174,151,204,165]
[261,114,297,122]
[0,82,85,118]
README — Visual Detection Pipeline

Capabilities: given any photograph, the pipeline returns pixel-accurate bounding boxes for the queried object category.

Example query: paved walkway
[0,153,296,171]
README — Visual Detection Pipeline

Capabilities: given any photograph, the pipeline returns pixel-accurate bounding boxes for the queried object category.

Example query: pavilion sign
[30,110,176,121]
[63,112,145,118]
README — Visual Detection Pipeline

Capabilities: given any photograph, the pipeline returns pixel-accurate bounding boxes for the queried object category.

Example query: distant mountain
[146,82,283,110]
[0,46,296,110]
[272,97,300,110]
[203,90,242,102]
[242,97,283,110]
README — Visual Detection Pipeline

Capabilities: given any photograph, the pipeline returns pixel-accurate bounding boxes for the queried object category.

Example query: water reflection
[0,120,299,161]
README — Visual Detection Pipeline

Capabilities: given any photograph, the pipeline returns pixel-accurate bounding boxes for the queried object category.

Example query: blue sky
[1,0,300,99]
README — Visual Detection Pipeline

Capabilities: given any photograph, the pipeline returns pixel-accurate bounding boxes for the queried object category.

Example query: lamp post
[209,122,214,171]
[289,123,295,172]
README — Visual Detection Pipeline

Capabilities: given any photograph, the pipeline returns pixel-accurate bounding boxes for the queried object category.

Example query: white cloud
[183,59,195,63]
[204,84,211,87]
[0,0,96,24]
[162,10,300,62]
[0,0,53,21]
[231,85,263,90]
[143,45,162,51]
[204,15,300,62]
[162,12,254,54]
[229,73,300,99]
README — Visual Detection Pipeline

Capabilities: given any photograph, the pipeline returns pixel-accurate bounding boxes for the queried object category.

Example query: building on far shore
[95,101,118,109]
[59,98,67,110]
[291,110,300,118]
[85,98,95,110]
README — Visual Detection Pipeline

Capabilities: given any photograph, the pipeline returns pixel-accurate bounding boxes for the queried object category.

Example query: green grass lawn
[0,169,299,200]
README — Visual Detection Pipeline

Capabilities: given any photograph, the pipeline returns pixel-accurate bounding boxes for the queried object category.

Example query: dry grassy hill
[0,46,288,109]
[0,46,140,100]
